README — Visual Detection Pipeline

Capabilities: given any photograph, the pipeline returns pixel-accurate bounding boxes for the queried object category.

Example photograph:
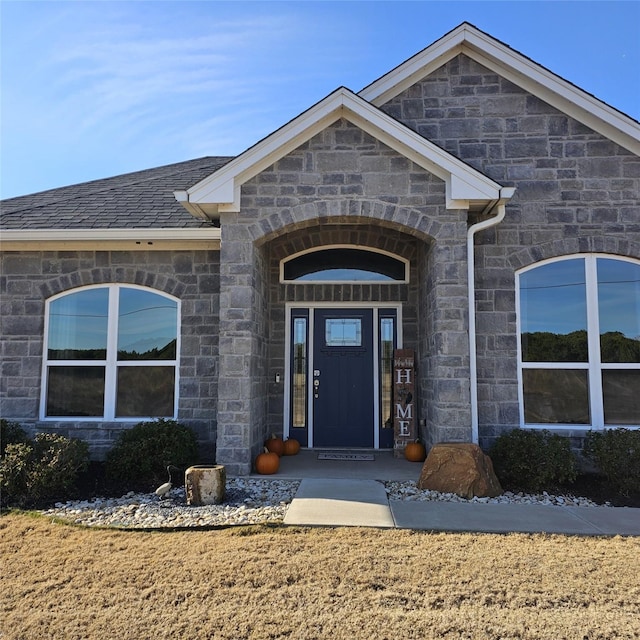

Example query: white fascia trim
[359,25,467,104]
[183,96,343,210]
[462,35,640,155]
[173,191,212,220]
[0,228,221,250]
[343,97,502,203]
[182,87,502,214]
[361,24,640,156]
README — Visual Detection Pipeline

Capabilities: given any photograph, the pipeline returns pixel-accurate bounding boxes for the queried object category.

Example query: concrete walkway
[284,479,395,528]
[283,478,640,536]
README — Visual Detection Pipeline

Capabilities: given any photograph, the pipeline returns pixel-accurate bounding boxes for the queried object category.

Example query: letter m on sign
[393,349,416,457]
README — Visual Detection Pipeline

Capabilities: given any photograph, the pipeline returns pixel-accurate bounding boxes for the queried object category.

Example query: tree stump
[185,465,226,506]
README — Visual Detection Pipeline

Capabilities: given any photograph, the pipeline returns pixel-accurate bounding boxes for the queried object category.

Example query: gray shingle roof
[0,157,232,230]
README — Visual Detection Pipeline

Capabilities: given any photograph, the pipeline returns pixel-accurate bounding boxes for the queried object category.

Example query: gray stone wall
[215,221,271,474]
[0,249,220,459]
[419,217,472,449]
[382,53,640,447]
[213,119,477,472]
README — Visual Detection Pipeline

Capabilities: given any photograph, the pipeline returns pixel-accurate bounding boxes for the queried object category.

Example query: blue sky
[1,1,638,200]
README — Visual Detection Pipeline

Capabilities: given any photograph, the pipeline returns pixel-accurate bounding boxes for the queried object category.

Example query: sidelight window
[291,315,308,429]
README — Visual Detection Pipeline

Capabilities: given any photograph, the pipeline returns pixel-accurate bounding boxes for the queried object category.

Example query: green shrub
[583,429,640,497]
[489,429,577,492]
[0,433,89,508]
[0,419,29,457]
[105,419,198,492]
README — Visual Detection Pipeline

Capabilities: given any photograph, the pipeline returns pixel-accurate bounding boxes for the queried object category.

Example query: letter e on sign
[393,349,416,455]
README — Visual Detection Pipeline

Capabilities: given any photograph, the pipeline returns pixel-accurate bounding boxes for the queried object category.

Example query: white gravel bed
[40,478,610,529]
[41,478,301,529]
[384,480,608,508]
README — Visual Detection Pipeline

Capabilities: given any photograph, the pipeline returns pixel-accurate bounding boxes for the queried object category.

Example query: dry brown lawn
[1,513,639,640]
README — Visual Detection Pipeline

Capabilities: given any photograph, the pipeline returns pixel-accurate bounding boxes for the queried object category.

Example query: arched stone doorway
[215,203,473,474]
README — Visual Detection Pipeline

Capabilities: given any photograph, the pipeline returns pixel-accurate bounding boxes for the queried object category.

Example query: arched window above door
[281,246,409,283]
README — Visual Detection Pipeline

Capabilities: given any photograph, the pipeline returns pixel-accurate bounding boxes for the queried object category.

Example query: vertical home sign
[393,349,416,457]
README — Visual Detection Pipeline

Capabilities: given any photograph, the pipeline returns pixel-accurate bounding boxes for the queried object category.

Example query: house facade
[2,23,639,475]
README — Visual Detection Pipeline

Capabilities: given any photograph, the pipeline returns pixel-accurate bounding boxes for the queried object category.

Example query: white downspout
[467,188,515,444]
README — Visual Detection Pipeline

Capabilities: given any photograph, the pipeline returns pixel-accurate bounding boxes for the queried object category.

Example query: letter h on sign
[393,349,416,457]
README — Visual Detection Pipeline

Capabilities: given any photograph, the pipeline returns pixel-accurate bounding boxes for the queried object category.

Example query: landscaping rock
[418,443,503,499]
[39,476,607,530]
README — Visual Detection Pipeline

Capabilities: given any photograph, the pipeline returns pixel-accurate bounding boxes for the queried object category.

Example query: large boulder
[417,443,503,499]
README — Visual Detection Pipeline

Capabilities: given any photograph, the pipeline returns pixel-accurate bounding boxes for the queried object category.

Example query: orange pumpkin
[282,438,301,456]
[265,433,285,457]
[255,447,280,475]
[404,440,426,462]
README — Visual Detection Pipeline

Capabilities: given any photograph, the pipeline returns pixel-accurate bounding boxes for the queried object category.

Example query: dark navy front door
[312,308,374,447]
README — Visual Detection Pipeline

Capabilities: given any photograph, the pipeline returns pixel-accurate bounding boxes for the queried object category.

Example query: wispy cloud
[35,11,308,145]
[2,3,356,194]
[5,3,356,185]
[2,1,637,198]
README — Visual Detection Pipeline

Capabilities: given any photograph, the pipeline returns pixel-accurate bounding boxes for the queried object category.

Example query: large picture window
[517,255,639,428]
[42,285,179,419]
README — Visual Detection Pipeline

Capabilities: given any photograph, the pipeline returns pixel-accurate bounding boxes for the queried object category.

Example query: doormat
[317,453,375,461]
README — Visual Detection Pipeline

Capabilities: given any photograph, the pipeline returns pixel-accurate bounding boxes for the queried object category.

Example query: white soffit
[177,87,503,217]
[359,23,640,156]
[0,228,221,251]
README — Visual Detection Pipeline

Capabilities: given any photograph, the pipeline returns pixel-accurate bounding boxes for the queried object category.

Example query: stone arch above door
[247,199,448,247]
[267,222,421,264]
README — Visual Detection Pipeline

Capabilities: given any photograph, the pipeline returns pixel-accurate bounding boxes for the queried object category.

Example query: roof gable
[175,87,506,220]
[359,22,640,156]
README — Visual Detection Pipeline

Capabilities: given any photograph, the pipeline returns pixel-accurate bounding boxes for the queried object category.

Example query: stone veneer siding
[381,53,640,448]
[0,249,220,460]
[214,119,475,473]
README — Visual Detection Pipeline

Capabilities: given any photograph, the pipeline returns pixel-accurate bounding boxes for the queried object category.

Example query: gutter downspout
[467,188,515,444]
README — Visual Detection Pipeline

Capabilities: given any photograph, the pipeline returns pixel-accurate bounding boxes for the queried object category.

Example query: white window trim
[516,254,640,431]
[40,284,181,421]
[280,245,410,284]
